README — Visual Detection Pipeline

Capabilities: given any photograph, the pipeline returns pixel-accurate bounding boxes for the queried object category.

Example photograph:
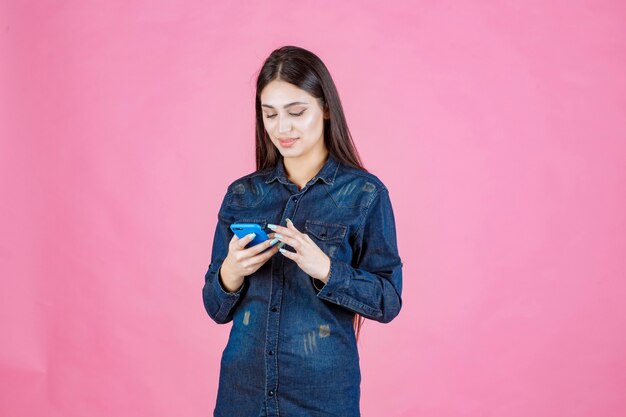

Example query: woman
[202,45,403,417]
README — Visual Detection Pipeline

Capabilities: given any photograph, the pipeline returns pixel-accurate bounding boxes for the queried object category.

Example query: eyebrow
[261,101,308,109]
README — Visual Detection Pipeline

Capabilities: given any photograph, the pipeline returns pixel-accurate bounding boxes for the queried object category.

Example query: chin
[279,150,300,158]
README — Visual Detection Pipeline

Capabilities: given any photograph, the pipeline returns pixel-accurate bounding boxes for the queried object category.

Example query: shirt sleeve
[202,188,247,324]
[316,188,403,323]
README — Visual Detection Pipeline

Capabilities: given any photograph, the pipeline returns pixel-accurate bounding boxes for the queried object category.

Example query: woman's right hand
[219,232,281,293]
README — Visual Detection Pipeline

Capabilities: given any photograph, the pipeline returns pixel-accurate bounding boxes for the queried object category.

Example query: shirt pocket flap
[305,220,347,241]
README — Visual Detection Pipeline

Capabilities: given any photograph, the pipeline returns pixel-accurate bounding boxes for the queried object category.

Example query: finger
[267,224,291,237]
[278,246,298,261]
[248,244,280,266]
[243,235,280,257]
[237,233,257,250]
[281,222,307,246]
[286,218,300,232]
[228,233,241,250]
[275,234,302,251]
[268,223,303,242]
[267,232,281,242]
[260,244,281,261]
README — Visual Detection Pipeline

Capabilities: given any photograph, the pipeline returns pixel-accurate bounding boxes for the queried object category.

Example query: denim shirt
[202,153,403,417]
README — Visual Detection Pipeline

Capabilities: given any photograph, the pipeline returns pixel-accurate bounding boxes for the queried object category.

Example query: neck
[283,149,329,190]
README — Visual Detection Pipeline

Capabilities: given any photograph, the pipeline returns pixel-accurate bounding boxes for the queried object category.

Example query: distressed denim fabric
[202,153,403,417]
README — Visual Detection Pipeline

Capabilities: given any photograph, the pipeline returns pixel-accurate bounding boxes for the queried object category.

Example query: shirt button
[292,197,298,202]
[271,307,277,312]
[268,350,274,355]
[268,390,275,396]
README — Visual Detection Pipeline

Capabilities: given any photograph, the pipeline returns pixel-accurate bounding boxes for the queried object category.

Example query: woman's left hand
[268,218,331,283]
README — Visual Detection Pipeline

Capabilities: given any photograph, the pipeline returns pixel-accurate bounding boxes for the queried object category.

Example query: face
[260,79,329,161]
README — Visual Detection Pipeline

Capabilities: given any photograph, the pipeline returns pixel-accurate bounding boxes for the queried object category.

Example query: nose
[278,115,292,134]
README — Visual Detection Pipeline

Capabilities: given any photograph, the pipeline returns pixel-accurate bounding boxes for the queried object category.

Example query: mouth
[277,137,299,147]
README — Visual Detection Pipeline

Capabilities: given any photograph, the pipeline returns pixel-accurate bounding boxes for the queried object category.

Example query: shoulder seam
[227,169,271,188]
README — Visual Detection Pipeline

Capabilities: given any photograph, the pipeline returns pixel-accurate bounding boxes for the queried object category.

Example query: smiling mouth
[277,137,298,147]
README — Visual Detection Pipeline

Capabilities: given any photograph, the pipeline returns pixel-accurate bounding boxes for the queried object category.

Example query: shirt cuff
[214,265,245,302]
[316,257,348,301]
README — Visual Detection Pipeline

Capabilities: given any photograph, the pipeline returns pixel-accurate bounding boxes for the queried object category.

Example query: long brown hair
[253,45,367,342]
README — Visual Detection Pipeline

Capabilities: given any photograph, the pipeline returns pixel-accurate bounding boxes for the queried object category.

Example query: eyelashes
[265,110,306,119]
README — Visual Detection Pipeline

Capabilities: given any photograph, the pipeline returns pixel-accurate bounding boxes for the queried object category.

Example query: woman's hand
[268,219,332,283]
[220,232,281,292]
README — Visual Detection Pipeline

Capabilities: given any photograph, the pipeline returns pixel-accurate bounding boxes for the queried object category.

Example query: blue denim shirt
[202,153,403,417]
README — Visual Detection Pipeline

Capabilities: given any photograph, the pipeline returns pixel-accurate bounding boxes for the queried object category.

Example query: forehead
[260,80,316,106]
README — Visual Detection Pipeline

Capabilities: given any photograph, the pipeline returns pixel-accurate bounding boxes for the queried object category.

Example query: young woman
[202,45,403,417]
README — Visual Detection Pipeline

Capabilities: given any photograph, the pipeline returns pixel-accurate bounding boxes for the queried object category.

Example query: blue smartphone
[229,223,270,248]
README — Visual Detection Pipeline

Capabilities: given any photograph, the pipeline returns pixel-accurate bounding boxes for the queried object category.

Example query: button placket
[265,190,303,415]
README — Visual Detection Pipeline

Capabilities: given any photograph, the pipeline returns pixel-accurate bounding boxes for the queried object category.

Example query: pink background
[2,1,625,416]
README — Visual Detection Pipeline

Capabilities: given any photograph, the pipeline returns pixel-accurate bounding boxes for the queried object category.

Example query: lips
[278,137,298,147]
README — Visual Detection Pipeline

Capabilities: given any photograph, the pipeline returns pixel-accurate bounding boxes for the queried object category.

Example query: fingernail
[248,233,256,238]
[268,224,277,229]
[286,218,292,224]
[269,238,279,245]
[279,248,286,254]
[273,233,283,239]
[277,242,285,249]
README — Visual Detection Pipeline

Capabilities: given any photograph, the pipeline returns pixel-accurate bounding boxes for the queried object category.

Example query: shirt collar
[264,153,340,186]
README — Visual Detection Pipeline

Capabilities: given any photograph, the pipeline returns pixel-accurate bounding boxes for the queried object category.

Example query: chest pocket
[305,220,347,259]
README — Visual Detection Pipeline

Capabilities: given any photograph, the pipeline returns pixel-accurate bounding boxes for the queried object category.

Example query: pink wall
[2,1,625,416]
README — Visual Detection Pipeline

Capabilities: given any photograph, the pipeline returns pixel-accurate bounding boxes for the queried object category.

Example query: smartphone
[230,223,270,248]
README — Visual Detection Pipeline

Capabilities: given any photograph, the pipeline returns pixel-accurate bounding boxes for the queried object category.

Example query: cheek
[262,119,274,132]
[299,113,324,133]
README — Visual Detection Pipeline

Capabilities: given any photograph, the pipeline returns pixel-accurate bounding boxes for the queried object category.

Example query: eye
[265,110,305,119]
